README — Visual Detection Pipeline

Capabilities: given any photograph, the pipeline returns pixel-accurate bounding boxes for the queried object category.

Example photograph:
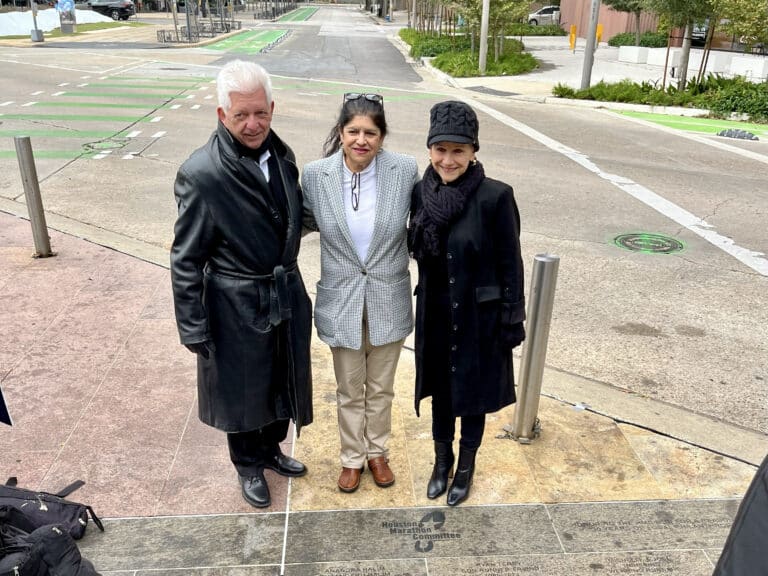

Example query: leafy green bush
[608,31,668,48]
[399,30,538,77]
[550,75,768,122]
[507,23,567,36]
[398,29,471,58]
[432,49,538,77]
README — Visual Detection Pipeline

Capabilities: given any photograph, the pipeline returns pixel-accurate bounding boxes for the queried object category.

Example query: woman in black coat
[408,101,525,506]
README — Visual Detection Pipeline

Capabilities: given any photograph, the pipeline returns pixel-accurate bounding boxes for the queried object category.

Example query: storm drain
[613,233,685,254]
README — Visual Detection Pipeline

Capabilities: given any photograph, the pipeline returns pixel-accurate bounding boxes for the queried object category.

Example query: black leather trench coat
[170,123,313,434]
[411,177,525,417]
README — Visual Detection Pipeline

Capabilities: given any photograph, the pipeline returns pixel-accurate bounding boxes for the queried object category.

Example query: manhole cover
[614,233,684,254]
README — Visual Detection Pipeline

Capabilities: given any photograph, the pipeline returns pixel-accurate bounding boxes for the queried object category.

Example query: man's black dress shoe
[240,472,270,508]
[264,452,307,477]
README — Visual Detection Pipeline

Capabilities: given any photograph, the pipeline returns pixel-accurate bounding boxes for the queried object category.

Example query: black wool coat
[170,123,313,434]
[411,176,525,417]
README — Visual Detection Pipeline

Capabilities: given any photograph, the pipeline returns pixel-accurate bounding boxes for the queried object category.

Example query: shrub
[608,31,667,48]
[507,23,567,37]
[550,74,768,122]
[432,49,538,77]
[399,29,538,77]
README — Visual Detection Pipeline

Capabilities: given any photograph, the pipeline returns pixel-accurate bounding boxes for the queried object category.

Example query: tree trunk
[677,20,692,90]
[634,11,641,46]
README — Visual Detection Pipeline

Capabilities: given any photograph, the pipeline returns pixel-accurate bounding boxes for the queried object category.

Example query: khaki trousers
[331,318,404,469]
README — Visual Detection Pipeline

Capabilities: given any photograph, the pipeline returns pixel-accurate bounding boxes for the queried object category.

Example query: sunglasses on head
[343,93,384,105]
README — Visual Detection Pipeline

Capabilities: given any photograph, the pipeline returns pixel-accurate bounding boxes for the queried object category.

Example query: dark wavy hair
[322,97,388,158]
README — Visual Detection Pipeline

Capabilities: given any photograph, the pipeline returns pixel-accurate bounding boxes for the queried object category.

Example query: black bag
[0,505,101,576]
[713,452,768,575]
[0,479,104,541]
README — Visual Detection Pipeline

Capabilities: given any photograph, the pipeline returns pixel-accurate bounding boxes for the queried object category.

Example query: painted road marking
[1,102,13,106]
[609,110,768,166]
[278,6,317,21]
[31,91,43,96]
[38,102,159,109]
[619,111,768,138]
[170,104,181,109]
[122,154,135,160]
[22,102,37,107]
[93,150,113,159]
[0,129,118,138]
[208,30,288,54]
[126,130,142,138]
[58,83,69,87]
[0,113,149,122]
[204,95,213,100]
[151,117,162,123]
[77,83,89,87]
[56,91,185,99]
[191,104,200,110]
[151,131,166,138]
[469,99,768,277]
[52,92,65,96]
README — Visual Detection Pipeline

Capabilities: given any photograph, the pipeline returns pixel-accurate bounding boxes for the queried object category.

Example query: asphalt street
[1,5,766,456]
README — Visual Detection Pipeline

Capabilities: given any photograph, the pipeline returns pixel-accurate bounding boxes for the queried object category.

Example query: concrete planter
[729,55,768,82]
[646,47,680,67]
[618,46,649,64]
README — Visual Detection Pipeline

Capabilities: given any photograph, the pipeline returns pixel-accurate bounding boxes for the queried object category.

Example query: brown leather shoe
[368,456,395,487]
[338,467,363,493]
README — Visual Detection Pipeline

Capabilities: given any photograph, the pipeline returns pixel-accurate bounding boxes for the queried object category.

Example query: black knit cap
[426,100,479,151]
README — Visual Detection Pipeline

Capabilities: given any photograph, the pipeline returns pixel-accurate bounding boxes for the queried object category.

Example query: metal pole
[511,253,559,442]
[580,0,601,90]
[14,136,53,258]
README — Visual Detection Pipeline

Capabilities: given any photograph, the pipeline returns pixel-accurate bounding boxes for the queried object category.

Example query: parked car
[528,5,560,26]
[87,0,135,19]
[691,21,708,46]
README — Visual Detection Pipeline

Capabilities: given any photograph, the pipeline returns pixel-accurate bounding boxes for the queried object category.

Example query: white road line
[198,85,209,90]
[468,99,768,277]
[31,91,43,96]
[204,95,213,100]
[151,131,166,138]
[126,130,141,138]
[52,91,65,96]
[0,101,13,107]
[22,102,37,107]
[58,83,69,87]
[186,94,196,99]
[191,104,200,110]
[122,154,135,160]
[93,151,112,159]
[77,83,89,87]
[170,104,181,109]
[150,117,163,123]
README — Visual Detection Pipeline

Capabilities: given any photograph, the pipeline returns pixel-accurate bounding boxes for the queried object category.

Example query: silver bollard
[14,136,54,258]
[511,253,560,442]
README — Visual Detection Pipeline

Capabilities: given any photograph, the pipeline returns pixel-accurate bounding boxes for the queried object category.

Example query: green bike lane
[0,76,210,160]
[277,6,317,22]
[619,111,768,139]
[206,29,289,54]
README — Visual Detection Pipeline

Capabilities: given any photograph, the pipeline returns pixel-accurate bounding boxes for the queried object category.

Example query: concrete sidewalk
[0,207,760,575]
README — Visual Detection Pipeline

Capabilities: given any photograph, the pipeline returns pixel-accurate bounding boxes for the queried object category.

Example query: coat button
[449,277,455,284]
[452,302,458,309]
[451,344,457,351]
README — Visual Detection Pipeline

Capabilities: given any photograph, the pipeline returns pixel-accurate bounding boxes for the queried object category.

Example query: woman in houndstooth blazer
[302,93,418,494]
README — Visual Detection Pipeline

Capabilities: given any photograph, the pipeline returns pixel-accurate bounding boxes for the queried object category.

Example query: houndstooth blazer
[302,149,418,349]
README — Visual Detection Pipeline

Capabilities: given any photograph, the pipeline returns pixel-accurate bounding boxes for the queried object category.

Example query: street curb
[417,53,714,119]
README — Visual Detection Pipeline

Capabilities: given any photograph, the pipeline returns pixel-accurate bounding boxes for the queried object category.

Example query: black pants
[431,385,485,450]
[227,419,289,476]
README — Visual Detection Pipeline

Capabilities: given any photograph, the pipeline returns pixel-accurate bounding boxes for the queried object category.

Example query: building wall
[559,0,658,41]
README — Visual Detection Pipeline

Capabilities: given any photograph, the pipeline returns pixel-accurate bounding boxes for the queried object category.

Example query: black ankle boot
[446,446,476,506]
[427,441,454,499]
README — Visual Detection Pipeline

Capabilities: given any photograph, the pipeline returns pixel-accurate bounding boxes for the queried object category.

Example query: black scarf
[408,161,485,261]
